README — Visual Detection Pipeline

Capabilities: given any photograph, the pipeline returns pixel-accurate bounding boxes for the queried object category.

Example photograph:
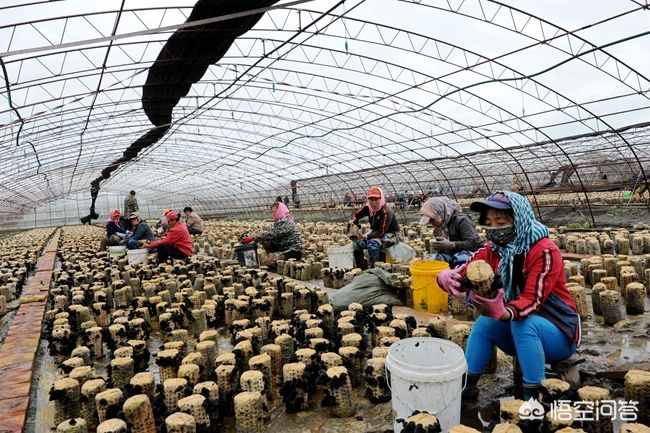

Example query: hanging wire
[342,1,349,53]
[0,56,24,148]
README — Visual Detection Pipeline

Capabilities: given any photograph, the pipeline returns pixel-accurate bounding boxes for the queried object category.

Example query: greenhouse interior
[0,1,649,433]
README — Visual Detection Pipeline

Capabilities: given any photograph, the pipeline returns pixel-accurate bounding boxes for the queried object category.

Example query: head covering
[469,192,512,213]
[128,212,141,220]
[366,186,382,198]
[111,210,121,218]
[272,202,294,222]
[165,211,180,222]
[366,186,386,216]
[418,197,462,226]
[473,191,549,301]
[162,208,172,216]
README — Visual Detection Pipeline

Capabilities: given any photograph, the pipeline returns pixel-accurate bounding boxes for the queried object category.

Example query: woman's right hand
[437,263,467,298]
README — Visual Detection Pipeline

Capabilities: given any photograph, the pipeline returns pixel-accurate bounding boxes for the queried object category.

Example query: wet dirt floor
[25,322,396,433]
[9,272,649,433]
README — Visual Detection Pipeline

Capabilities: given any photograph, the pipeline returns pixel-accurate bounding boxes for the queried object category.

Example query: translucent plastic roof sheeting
[1,0,649,229]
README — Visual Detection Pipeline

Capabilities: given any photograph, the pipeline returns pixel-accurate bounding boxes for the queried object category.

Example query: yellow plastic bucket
[409,260,450,313]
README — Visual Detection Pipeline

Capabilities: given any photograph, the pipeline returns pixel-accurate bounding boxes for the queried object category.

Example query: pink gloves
[470,289,508,320]
[436,263,467,298]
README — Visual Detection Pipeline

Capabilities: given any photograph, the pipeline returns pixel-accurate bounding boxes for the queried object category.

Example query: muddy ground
[6,259,649,433]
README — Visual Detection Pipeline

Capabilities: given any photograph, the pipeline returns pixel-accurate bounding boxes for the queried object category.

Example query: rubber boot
[354,249,367,270]
[521,385,545,433]
[523,383,541,402]
[462,373,480,401]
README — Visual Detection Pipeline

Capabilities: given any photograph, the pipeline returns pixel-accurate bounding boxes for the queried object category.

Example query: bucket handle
[385,365,468,415]
[385,365,468,391]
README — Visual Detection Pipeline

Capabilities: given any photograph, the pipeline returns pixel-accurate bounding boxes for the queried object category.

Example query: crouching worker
[349,186,400,270]
[240,202,302,270]
[418,197,483,267]
[143,211,192,263]
[436,191,580,402]
[99,210,127,251]
[124,212,154,249]
[183,206,204,235]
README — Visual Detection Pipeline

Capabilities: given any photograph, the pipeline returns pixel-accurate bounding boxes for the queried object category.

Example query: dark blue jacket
[106,220,126,237]
[127,220,154,243]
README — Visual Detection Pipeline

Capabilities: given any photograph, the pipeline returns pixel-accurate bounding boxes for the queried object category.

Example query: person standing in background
[124,190,139,215]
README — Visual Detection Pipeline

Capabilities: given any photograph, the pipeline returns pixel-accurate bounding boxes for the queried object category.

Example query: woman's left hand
[469,289,508,320]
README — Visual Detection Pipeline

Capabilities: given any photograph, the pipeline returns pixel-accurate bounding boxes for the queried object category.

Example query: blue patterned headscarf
[490,191,549,301]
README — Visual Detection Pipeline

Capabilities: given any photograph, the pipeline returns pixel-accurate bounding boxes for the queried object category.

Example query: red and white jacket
[149,221,193,256]
[462,238,581,344]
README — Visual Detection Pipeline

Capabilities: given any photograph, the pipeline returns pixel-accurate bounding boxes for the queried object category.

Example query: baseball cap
[418,198,439,225]
[128,212,141,220]
[165,211,180,222]
[162,208,172,216]
[470,192,512,213]
[367,186,382,199]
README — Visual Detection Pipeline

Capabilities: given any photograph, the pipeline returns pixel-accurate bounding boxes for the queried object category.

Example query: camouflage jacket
[255,217,303,254]
[124,195,139,214]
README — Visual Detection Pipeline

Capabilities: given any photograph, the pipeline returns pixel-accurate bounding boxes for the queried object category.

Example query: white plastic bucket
[385,337,466,432]
[108,245,126,260]
[127,248,149,265]
[326,244,354,269]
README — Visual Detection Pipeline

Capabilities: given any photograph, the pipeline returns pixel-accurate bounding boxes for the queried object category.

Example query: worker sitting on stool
[241,202,303,271]
[124,212,154,250]
[418,197,483,267]
[99,210,128,251]
[143,211,192,263]
[349,186,400,270]
[436,191,580,402]
[183,206,204,235]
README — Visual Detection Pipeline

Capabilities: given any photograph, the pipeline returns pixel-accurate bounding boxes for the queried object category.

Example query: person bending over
[418,197,483,267]
[241,202,303,270]
[437,191,580,402]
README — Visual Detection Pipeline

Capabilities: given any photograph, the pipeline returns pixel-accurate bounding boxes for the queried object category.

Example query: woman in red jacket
[437,191,580,402]
[144,211,193,263]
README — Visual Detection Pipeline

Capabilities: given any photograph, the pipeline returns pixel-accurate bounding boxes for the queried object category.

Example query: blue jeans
[430,250,473,268]
[353,238,383,262]
[126,239,140,250]
[466,314,576,385]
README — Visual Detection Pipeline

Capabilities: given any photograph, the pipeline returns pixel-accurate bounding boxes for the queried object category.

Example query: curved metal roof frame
[1,0,649,229]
